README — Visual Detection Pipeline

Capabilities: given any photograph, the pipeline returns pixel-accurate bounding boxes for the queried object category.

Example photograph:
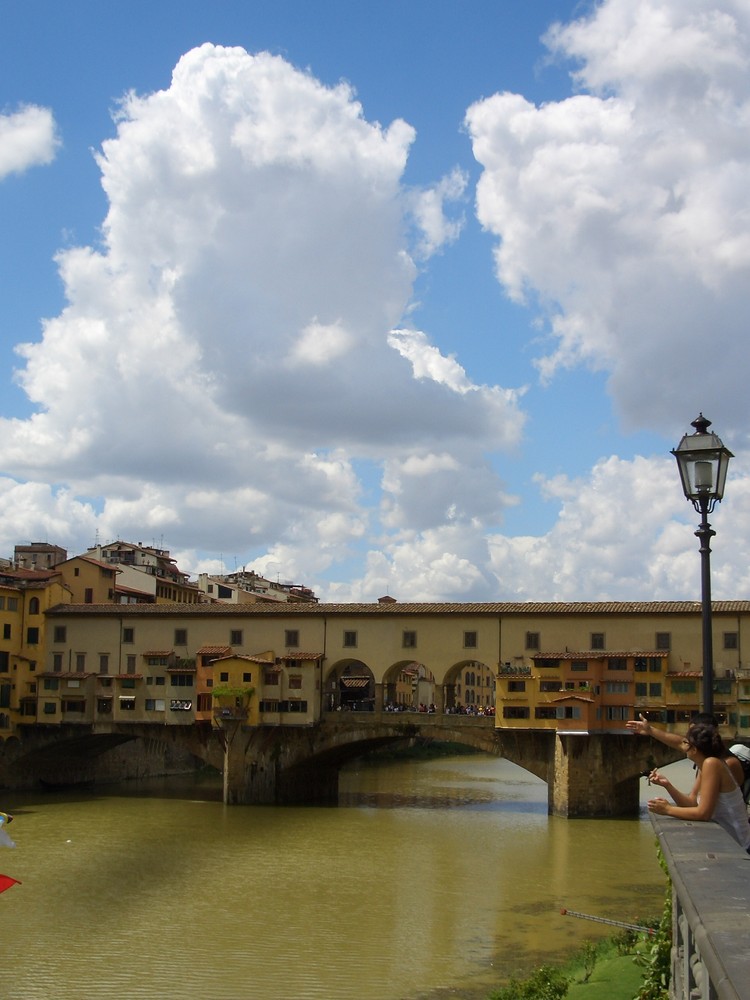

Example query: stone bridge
[1,713,683,817]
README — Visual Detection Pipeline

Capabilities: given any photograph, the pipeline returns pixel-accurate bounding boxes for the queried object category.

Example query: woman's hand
[626,713,651,736]
[647,797,670,815]
[648,769,672,788]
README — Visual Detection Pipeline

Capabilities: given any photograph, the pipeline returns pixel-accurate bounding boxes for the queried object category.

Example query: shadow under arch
[443,658,496,715]
[324,658,376,712]
[382,659,436,712]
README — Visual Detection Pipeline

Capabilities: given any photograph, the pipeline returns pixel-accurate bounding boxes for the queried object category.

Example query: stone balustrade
[650,813,750,1000]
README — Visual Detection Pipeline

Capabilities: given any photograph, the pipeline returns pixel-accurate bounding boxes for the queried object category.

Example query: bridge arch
[443,659,496,714]
[324,659,376,712]
[382,660,436,712]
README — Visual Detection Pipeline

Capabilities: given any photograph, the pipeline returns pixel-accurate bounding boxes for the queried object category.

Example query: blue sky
[2,0,750,602]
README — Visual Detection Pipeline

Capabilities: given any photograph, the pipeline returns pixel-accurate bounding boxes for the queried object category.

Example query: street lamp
[671,413,733,717]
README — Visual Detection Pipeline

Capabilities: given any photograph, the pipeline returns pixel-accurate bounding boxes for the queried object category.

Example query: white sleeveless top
[710,782,750,850]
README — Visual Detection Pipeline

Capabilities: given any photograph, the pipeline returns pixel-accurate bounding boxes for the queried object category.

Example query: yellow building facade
[2,599,748,743]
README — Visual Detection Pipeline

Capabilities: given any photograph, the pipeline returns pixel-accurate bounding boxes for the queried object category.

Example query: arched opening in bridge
[443,660,496,715]
[325,660,375,711]
[382,661,435,712]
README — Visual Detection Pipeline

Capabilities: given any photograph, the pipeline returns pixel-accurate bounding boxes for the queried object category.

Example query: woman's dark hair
[686,721,726,758]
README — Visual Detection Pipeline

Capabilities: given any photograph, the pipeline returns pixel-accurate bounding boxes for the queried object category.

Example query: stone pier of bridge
[218,714,683,817]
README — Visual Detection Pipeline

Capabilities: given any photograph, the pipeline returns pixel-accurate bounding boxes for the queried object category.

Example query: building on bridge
[2,599,750,744]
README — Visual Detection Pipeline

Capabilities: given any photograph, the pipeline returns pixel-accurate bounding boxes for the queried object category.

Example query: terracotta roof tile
[47,599,750,617]
[533,651,668,660]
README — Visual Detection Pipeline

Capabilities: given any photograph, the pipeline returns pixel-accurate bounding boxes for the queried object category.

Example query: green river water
[1,753,690,1000]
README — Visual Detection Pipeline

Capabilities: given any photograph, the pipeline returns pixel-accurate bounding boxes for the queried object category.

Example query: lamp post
[671,414,733,717]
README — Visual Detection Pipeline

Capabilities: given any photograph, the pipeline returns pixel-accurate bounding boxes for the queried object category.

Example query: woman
[647,722,750,853]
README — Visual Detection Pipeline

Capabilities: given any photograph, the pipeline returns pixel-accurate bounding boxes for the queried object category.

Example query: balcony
[214,707,248,722]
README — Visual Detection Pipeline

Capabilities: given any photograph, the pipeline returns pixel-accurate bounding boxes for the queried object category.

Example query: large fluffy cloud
[466,0,750,441]
[0,44,523,589]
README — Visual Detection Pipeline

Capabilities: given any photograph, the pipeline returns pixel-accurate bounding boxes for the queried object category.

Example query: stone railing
[650,814,750,1000]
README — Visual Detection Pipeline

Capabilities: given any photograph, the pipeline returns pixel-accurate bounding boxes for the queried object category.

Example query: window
[671,679,697,694]
[288,675,303,689]
[28,597,40,614]
[170,674,193,688]
[724,632,738,650]
[536,659,559,669]
[242,672,252,683]
[503,706,530,719]
[174,629,188,646]
[62,699,86,713]
[126,655,136,674]
[43,702,57,715]
[649,658,662,673]
[0,598,4,610]
[607,658,627,671]
[525,632,540,650]
[606,706,629,721]
[75,653,86,672]
[53,626,67,643]
[606,681,629,694]
[26,627,40,645]
[285,630,299,648]
[539,680,560,692]
[655,632,671,651]
[557,706,581,720]
[635,682,647,697]
[402,631,417,648]
[230,630,243,646]
[713,679,732,695]
[535,706,558,719]
[591,633,605,650]
[2,624,10,640]
[634,657,648,673]
[220,672,229,683]
[464,631,477,649]
[145,699,165,712]
[0,652,9,673]
[7,598,18,611]
[508,680,526,692]
[571,661,588,672]
[97,698,112,714]
[43,678,59,690]
[52,653,63,672]
[84,588,93,604]
[264,671,280,686]
[119,698,136,711]
[649,683,662,697]
[122,627,134,643]
[121,677,136,689]
[343,631,357,648]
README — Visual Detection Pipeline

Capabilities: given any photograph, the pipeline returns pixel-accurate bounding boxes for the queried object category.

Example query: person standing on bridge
[627,712,745,787]
[647,722,750,853]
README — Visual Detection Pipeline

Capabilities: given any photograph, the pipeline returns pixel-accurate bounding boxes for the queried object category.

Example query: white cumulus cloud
[0,105,59,179]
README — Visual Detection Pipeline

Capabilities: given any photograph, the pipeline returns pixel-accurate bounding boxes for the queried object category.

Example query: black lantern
[671,414,733,716]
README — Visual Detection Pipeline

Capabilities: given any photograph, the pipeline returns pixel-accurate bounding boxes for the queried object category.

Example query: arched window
[28,597,40,615]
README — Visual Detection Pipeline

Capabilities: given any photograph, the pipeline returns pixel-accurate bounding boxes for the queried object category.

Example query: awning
[341,677,370,688]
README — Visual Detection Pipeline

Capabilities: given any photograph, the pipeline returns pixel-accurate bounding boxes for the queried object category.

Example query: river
[1,752,689,1000]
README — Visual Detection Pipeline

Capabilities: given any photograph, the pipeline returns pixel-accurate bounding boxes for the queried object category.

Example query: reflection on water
[1,753,681,1000]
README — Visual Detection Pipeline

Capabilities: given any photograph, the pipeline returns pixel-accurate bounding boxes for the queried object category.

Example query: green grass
[566,949,645,1000]
[487,937,652,1000]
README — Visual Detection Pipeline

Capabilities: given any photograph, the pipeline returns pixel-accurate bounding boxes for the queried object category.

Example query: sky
[2,0,750,603]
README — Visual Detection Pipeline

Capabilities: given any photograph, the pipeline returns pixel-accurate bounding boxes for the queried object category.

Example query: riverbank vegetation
[487,884,671,1000]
